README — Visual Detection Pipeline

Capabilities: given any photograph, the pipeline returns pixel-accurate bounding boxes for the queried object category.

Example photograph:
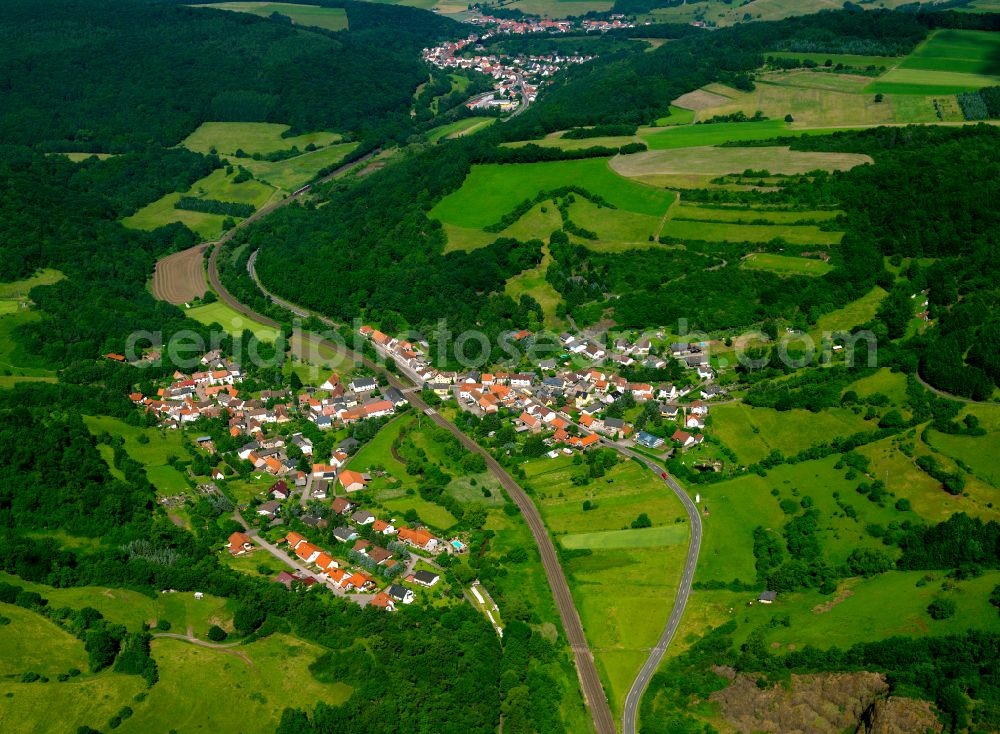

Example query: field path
[152,632,256,668]
[205,235,617,734]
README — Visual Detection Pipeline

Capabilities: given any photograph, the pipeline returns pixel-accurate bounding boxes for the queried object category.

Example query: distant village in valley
[423,36,593,111]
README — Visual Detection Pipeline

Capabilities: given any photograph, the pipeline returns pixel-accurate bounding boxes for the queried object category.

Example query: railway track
[203,214,617,734]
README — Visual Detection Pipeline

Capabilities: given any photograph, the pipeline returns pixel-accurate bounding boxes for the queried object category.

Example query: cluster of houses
[130,350,255,429]
[422,35,593,110]
[301,371,407,432]
[228,495,443,612]
[356,324,727,455]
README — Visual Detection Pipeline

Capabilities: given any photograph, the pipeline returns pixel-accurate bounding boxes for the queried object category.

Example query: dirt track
[151,243,209,304]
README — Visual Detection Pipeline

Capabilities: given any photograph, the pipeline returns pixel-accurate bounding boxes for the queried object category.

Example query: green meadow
[869,29,1000,94]
[123,168,279,239]
[83,415,192,496]
[639,120,793,150]
[236,141,359,191]
[661,218,842,246]
[505,243,564,330]
[654,104,697,126]
[670,204,841,224]
[431,158,675,229]
[0,311,59,379]
[523,453,689,717]
[741,252,834,276]
[185,300,281,341]
[809,285,887,338]
[427,117,495,142]
[0,596,350,734]
[182,121,342,157]
[195,2,349,31]
[694,454,912,585]
[710,403,873,466]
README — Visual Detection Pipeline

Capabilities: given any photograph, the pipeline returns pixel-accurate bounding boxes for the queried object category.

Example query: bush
[207,625,228,642]
[631,513,652,529]
[155,619,171,631]
[927,597,956,620]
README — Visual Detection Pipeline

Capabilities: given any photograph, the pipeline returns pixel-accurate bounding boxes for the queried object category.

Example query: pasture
[123,168,279,240]
[185,300,281,341]
[83,415,192,496]
[868,29,1000,94]
[693,454,914,584]
[0,603,89,677]
[0,613,350,734]
[431,158,675,229]
[58,152,116,162]
[659,218,842,246]
[505,245,565,330]
[507,0,614,18]
[122,635,352,733]
[0,573,233,634]
[196,2,349,31]
[611,146,872,178]
[182,121,342,157]
[670,203,841,224]
[151,244,208,305]
[809,286,887,338]
[690,74,947,126]
[655,104,697,126]
[560,524,688,550]
[523,453,689,716]
[288,332,358,384]
[0,268,64,300]
[236,141,359,191]
[709,403,872,466]
[427,117,495,142]
[741,252,833,276]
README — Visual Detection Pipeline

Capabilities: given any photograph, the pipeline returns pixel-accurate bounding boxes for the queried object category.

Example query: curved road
[610,442,702,734]
[206,237,618,734]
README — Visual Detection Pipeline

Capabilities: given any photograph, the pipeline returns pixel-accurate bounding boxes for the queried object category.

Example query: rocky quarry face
[709,667,942,734]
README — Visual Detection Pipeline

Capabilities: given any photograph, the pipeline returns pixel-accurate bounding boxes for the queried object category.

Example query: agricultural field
[431,157,675,229]
[868,30,1000,95]
[123,168,280,240]
[505,244,565,330]
[0,594,350,734]
[0,603,89,677]
[236,141,359,191]
[196,2,349,30]
[648,0,944,26]
[693,453,917,585]
[741,252,834,276]
[523,453,689,716]
[661,218,842,247]
[427,117,495,143]
[611,145,872,179]
[182,121,343,157]
[185,300,281,341]
[506,0,614,18]
[151,244,208,305]
[689,74,955,126]
[710,403,874,466]
[808,286,887,339]
[83,415,192,497]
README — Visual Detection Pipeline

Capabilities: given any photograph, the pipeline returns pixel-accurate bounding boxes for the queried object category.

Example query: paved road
[207,238,618,734]
[609,441,702,734]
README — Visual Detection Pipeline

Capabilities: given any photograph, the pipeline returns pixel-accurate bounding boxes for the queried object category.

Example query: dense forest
[0,0,459,150]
